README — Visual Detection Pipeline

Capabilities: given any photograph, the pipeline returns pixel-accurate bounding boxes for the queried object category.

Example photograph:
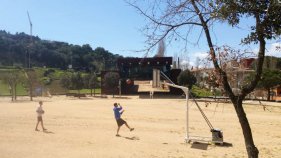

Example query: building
[101,57,182,95]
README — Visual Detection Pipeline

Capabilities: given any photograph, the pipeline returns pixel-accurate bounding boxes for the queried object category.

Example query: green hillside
[0,30,122,72]
[0,67,101,96]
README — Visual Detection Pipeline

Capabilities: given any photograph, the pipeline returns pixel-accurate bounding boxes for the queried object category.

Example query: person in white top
[35,101,47,131]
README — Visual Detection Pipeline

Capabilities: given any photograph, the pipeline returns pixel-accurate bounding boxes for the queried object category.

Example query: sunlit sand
[0,96,280,158]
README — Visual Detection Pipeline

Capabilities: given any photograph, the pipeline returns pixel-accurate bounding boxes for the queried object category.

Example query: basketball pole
[164,82,189,141]
[185,88,189,141]
[158,69,223,144]
[154,69,190,142]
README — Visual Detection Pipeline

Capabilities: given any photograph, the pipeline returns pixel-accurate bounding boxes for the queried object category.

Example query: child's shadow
[43,130,55,134]
[122,136,139,141]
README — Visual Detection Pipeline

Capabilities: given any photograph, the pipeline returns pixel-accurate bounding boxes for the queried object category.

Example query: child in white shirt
[35,101,47,131]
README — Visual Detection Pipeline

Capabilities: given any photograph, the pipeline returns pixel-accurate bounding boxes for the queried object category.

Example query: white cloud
[181,59,189,65]
[178,42,281,69]
[266,42,281,56]
[244,42,281,57]
[192,52,209,58]
[183,51,209,68]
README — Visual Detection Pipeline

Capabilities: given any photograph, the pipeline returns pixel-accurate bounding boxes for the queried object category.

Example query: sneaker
[130,128,134,131]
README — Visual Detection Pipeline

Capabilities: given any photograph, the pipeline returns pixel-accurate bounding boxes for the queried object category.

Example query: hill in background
[0,30,122,72]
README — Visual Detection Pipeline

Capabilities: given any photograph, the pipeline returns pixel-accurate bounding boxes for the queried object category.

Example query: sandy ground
[0,95,281,158]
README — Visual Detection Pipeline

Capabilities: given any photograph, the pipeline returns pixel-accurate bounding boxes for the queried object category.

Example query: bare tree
[2,70,22,101]
[127,0,281,157]
[22,69,38,101]
[155,38,166,57]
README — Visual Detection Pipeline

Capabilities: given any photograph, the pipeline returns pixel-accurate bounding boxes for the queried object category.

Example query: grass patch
[15,84,28,95]
[0,80,9,95]
[0,80,28,96]
[192,85,221,97]
[192,85,213,97]
[68,88,101,94]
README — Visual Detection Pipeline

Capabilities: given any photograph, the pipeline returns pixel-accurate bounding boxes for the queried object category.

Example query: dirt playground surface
[0,96,281,158]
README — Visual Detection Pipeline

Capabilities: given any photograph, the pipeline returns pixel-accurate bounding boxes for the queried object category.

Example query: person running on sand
[113,103,134,136]
[35,101,47,131]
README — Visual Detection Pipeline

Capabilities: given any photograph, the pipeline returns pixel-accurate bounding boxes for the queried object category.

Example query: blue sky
[0,0,280,66]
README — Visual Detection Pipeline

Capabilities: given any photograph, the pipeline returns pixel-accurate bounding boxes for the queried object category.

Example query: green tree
[177,69,197,89]
[60,73,72,92]
[2,70,23,101]
[71,72,84,97]
[84,72,99,96]
[22,69,38,101]
[258,69,281,101]
[128,1,281,157]
[103,72,119,97]
[0,31,121,71]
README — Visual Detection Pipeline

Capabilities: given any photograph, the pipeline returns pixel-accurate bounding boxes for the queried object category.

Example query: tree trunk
[267,88,270,101]
[29,83,33,101]
[234,98,259,158]
[190,1,263,157]
[14,83,17,101]
[90,88,93,96]
[9,85,13,101]
[93,84,96,96]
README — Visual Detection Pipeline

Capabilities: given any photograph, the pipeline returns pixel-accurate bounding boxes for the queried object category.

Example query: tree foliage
[23,69,40,101]
[59,71,85,97]
[0,31,121,71]
[60,72,72,91]
[84,72,100,96]
[217,0,281,43]
[1,69,23,101]
[177,69,197,89]
[257,69,281,100]
[103,72,119,97]
[70,72,84,95]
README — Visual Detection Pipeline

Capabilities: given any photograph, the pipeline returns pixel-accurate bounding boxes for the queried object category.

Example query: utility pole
[26,11,33,101]
[27,11,32,68]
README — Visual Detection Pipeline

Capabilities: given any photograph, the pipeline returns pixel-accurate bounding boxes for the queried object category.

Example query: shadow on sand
[43,130,55,134]
[117,135,139,141]
[190,141,233,150]
[191,142,209,150]
[113,96,132,99]
[220,142,233,147]
[124,136,139,140]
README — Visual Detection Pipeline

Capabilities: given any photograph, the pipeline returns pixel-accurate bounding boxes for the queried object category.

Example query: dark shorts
[116,118,126,127]
[37,116,43,122]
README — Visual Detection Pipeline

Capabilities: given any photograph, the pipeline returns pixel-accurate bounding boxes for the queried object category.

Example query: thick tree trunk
[267,88,270,101]
[234,98,259,158]
[189,1,264,157]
